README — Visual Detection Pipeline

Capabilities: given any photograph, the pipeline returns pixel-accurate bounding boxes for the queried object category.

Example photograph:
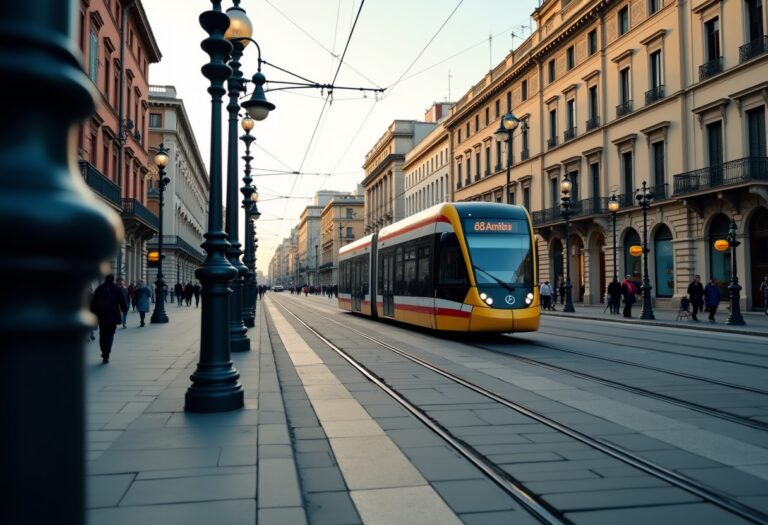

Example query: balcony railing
[547,136,558,149]
[121,198,159,231]
[474,173,481,181]
[673,156,768,195]
[564,127,577,142]
[698,56,723,81]
[645,84,665,105]
[147,235,205,261]
[531,197,612,226]
[585,116,600,132]
[495,163,502,172]
[740,36,768,62]
[616,183,669,208]
[616,100,633,118]
[521,148,530,161]
[79,160,120,207]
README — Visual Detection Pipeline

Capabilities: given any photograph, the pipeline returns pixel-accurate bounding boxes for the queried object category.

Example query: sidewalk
[542,301,768,336]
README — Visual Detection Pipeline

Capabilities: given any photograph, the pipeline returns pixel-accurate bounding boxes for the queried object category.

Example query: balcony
[521,149,530,161]
[484,169,490,177]
[531,197,611,226]
[740,36,768,63]
[616,100,633,118]
[645,84,665,105]
[495,163,502,172]
[147,235,205,261]
[616,183,669,208]
[474,173,481,181]
[546,136,558,150]
[563,127,577,142]
[673,156,768,195]
[121,198,159,232]
[585,116,600,132]
[79,160,120,208]
[698,56,723,81]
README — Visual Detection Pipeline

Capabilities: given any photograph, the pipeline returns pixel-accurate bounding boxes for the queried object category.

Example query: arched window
[654,225,673,297]
[623,228,641,280]
[709,214,731,297]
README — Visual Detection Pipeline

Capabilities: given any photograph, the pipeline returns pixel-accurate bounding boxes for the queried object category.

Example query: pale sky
[143,0,540,275]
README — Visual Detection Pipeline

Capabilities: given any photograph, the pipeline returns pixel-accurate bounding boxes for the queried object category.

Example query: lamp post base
[185,374,244,413]
[150,311,169,324]
[563,283,575,313]
[230,329,250,352]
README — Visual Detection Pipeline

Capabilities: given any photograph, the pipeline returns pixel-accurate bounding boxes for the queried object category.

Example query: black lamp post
[186,0,243,413]
[636,181,655,320]
[150,144,170,324]
[725,217,746,325]
[560,174,575,312]
[608,193,620,283]
[250,198,260,316]
[494,112,520,204]
[240,116,255,328]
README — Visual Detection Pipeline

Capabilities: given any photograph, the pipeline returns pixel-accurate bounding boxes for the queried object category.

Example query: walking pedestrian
[174,282,183,306]
[539,281,553,311]
[134,280,151,326]
[621,274,637,318]
[607,278,622,315]
[127,281,137,311]
[193,282,201,307]
[116,278,129,328]
[703,277,720,323]
[687,275,705,321]
[760,275,768,316]
[90,274,128,363]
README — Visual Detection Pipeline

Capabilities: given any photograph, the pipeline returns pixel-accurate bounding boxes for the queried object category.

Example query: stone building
[318,194,365,287]
[448,0,767,309]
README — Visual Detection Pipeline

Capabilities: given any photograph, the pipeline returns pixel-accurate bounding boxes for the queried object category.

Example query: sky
[143,0,540,276]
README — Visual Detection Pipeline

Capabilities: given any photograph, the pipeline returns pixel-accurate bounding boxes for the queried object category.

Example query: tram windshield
[462,219,533,286]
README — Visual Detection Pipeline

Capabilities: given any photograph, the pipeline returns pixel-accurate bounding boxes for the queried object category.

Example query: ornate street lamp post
[608,193,620,283]
[186,0,243,413]
[494,112,519,204]
[240,116,255,328]
[636,181,655,320]
[251,196,260,316]
[725,217,745,325]
[150,144,170,324]
[560,174,575,312]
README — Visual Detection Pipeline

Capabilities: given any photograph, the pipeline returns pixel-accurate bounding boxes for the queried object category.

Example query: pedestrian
[134,280,151,326]
[621,274,637,318]
[703,277,720,323]
[127,281,137,311]
[193,282,201,307]
[760,275,768,316]
[687,275,705,321]
[90,274,128,363]
[116,277,129,328]
[184,281,193,306]
[607,278,622,315]
[539,281,553,310]
[175,282,183,306]
[85,282,97,342]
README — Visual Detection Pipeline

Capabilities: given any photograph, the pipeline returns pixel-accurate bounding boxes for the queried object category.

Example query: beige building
[448,0,767,309]
[404,104,452,215]
[318,195,365,287]
[362,120,437,234]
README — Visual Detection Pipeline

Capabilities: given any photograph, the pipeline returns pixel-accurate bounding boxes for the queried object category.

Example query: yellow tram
[338,202,540,333]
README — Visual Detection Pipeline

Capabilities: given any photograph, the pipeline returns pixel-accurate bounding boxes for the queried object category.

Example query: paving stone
[88,447,221,475]
[258,507,308,525]
[543,486,700,511]
[295,451,336,468]
[135,466,256,480]
[525,475,669,495]
[304,491,362,525]
[165,409,259,428]
[677,466,768,496]
[565,502,753,525]
[431,479,516,513]
[351,485,462,525]
[294,439,332,453]
[600,433,678,452]
[258,458,303,508]
[376,416,424,430]
[361,404,411,418]
[460,510,541,525]
[486,452,564,464]
[385,428,444,448]
[258,444,294,459]
[88,499,256,525]
[300,466,348,493]
[121,473,256,505]
[110,426,257,450]
[259,424,291,445]
[87,473,134,508]
[402,446,485,481]
[329,435,424,490]
[219,445,257,466]
[292,427,327,440]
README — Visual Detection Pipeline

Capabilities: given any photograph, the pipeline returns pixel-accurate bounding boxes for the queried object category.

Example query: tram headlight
[485,297,493,305]
[480,292,488,300]
[525,292,534,305]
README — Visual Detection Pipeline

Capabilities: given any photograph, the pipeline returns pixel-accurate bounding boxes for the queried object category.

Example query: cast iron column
[637,182,655,320]
[151,145,170,324]
[0,2,120,522]
[726,217,746,325]
[240,121,255,328]
[186,0,244,413]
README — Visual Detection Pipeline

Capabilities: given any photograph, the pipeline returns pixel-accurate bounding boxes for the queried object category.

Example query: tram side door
[383,253,395,317]
[351,259,361,312]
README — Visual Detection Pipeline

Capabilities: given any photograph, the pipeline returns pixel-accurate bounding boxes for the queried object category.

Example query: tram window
[418,246,431,295]
[404,247,417,295]
[362,259,369,295]
[395,246,404,294]
[438,232,469,285]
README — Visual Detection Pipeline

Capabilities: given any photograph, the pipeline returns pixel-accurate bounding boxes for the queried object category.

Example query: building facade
[146,85,209,288]
[77,0,162,284]
[318,195,365,287]
[449,0,767,309]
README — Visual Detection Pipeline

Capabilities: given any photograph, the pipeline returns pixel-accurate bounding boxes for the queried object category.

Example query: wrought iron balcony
[147,235,205,261]
[521,149,530,161]
[615,183,669,208]
[673,156,768,195]
[698,56,723,81]
[585,116,600,132]
[79,160,120,208]
[645,84,665,105]
[740,36,768,62]
[531,197,611,226]
[495,163,502,172]
[564,127,577,142]
[616,100,633,118]
[547,136,558,149]
[121,198,159,232]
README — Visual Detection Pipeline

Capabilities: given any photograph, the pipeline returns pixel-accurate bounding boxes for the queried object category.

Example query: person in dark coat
[90,274,128,363]
[687,275,705,321]
[607,278,622,315]
[193,282,201,307]
[174,282,183,306]
[703,277,721,323]
[620,274,637,318]
[134,280,152,326]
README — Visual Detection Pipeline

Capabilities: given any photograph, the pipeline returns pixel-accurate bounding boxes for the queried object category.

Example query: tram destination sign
[465,219,525,233]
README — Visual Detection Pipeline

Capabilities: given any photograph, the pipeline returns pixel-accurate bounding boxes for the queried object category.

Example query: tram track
[271,295,768,525]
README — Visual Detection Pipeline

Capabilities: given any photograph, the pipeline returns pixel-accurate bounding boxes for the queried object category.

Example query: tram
[337,202,540,333]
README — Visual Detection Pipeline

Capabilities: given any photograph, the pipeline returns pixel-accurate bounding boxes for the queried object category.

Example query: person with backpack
[687,275,705,321]
[621,274,637,318]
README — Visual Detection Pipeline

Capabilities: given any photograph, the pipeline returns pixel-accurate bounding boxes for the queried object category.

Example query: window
[438,234,468,286]
[523,186,530,210]
[346,227,353,238]
[649,50,662,89]
[652,141,665,193]
[566,99,576,131]
[521,80,528,101]
[466,157,471,183]
[590,163,600,201]
[496,141,502,168]
[566,46,575,70]
[624,228,641,280]
[485,146,491,175]
[747,106,767,157]
[474,115,479,133]
[457,161,462,187]
[588,29,598,55]
[649,0,660,16]
[708,214,732,297]
[485,107,489,126]
[495,99,500,118]
[620,68,631,104]
[149,113,162,128]
[104,53,111,100]
[746,0,764,43]
[88,30,99,84]
[506,91,511,112]
[622,151,633,200]
[550,177,559,208]
[548,59,556,82]
[705,17,720,61]
[475,151,480,179]
[618,5,629,35]
[588,85,599,121]
[549,108,557,140]
[522,123,529,155]
[346,207,354,219]
[417,246,431,295]
[654,226,673,297]
[466,122,470,137]
[508,191,515,204]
